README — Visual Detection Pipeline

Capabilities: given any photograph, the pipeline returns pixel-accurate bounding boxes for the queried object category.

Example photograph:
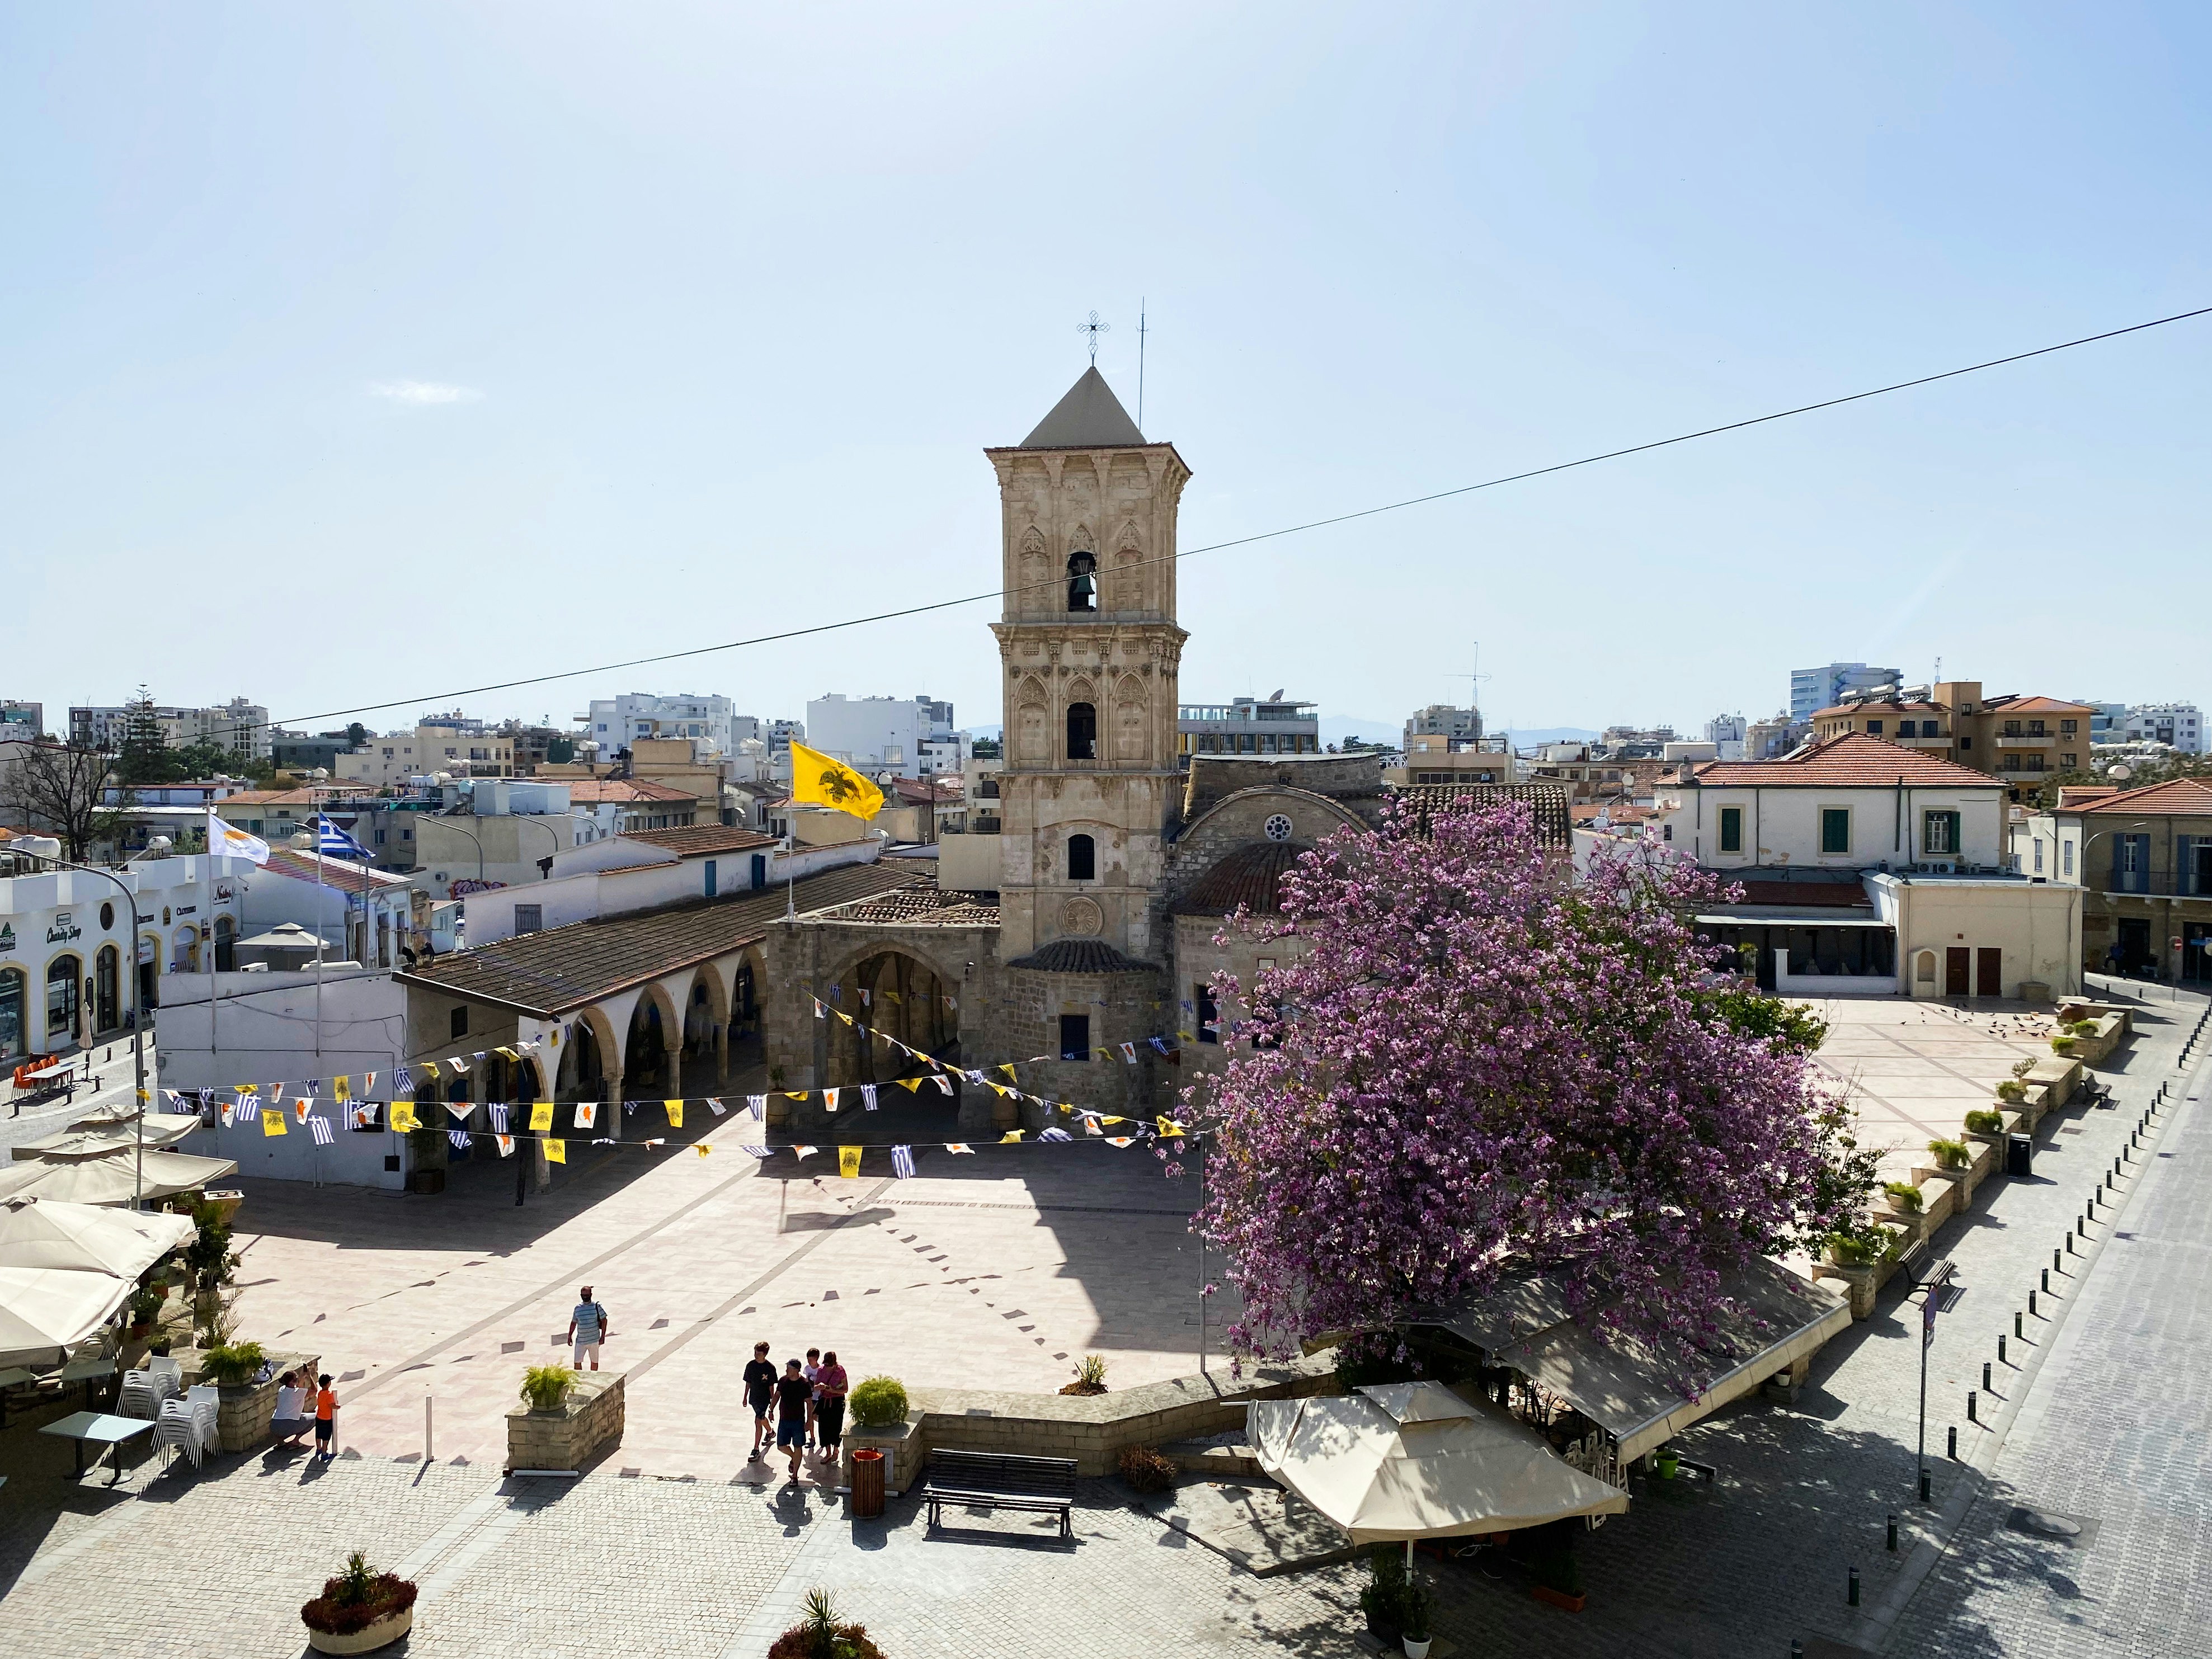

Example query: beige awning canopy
[1409,1256,1849,1464]
[1251,1381,1630,1546]
[0,1150,239,1207]
[0,1265,138,1369]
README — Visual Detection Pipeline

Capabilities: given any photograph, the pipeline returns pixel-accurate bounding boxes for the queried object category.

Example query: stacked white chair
[153,1387,220,1471]
[117,1369,178,1419]
[184,1384,220,1458]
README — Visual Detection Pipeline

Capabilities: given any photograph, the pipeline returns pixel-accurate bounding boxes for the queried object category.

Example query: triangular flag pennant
[898,1078,923,1093]
[944,1143,973,1155]
[783,1091,810,1101]
[495,1047,519,1062]
[664,1100,684,1127]
[838,1146,862,1179]
[1082,1115,1104,1136]
[1000,1130,1024,1143]
[931,1076,952,1097]
[573,1101,598,1130]
[496,1135,515,1157]
[449,1055,470,1074]
[530,1101,555,1132]
[544,1139,566,1164]
[1100,1115,1125,1126]
[813,1000,826,1020]
[794,1145,818,1160]
[997,1064,1018,1081]
[261,1108,288,1137]
[859,988,870,1007]
[1156,1117,1185,1138]
[695,1143,712,1157]
[422,1059,440,1081]
[1105,1136,1135,1148]
[822,1088,840,1114]
[836,1009,855,1026]
[707,1097,728,1116]
[447,1101,476,1124]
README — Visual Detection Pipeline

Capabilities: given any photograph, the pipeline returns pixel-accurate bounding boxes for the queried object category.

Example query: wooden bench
[921,1449,1077,1540]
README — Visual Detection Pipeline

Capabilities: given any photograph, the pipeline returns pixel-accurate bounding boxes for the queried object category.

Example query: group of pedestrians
[742,1341,849,1482]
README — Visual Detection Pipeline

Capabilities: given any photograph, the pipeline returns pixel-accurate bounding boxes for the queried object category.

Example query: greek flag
[740,1144,772,1158]
[304,1078,322,1098]
[449,1130,471,1150]
[746,1095,766,1120]
[891,1144,915,1179]
[861,1085,878,1111]
[1040,1127,1073,1142]
[392,1067,412,1095]
[308,1115,335,1146]
[488,1103,510,1132]
[315,813,374,864]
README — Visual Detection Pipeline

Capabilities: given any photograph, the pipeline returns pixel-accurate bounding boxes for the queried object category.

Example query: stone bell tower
[986,367,1189,964]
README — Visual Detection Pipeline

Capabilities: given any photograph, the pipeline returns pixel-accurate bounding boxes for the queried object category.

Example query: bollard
[1792,1643,1804,1659]
[1968,1391,1978,1422]
[2030,1290,2039,1317]
[2043,1267,2051,1292]
[1983,1361,1992,1391]
[1849,1566,1861,1606]
[1919,1468,1932,1502]
[1887,1514,1899,1552]
[2067,1233,2075,1255]
[1947,1424,1957,1458]
[2015,1311,2024,1338]
[1998,1334,2007,1364]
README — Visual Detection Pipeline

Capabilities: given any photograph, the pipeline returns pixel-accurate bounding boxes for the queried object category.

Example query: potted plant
[768,1589,886,1659]
[1530,1538,1586,1612]
[1927,1138,1969,1172]
[520,1364,574,1413]
[1061,1354,1108,1397]
[1400,1576,1433,1659]
[848,1375,908,1429]
[300,1550,417,1654]
[1994,1078,2027,1103]
[1358,1545,1410,1643]
[201,1339,267,1387]
[1117,1444,1176,1493]
[2050,1034,2077,1055]
[1882,1181,1923,1215]
[1964,1108,2005,1137]
[1823,1232,1877,1269]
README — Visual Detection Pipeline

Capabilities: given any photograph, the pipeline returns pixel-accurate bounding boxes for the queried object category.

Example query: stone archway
[818,943,961,1088]
[624,981,683,1097]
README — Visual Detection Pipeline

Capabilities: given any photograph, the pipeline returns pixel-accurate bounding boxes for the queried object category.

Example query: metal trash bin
[851,1448,885,1518]
[2006,1133,2032,1177]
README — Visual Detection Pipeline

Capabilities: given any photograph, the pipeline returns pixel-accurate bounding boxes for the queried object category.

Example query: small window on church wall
[1066,703,1097,761]
[1067,833,1096,881]
[1059,1014,1091,1061]
[1066,552,1098,612]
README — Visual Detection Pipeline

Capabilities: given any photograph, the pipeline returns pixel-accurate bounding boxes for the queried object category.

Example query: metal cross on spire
[1077,310,1110,365]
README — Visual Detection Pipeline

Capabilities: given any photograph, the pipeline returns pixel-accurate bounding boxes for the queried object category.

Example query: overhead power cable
[267,303,2211,732]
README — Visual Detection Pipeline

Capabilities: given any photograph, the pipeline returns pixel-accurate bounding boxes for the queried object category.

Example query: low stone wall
[209,1349,320,1454]
[506,1370,625,1473]
[906,1354,1338,1477]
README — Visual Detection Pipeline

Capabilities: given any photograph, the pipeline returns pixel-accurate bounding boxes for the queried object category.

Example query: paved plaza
[0,981,2202,1657]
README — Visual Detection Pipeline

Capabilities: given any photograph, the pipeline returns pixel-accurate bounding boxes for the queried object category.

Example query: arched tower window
[1067,833,1096,881]
[1066,551,1098,612]
[1066,703,1097,761]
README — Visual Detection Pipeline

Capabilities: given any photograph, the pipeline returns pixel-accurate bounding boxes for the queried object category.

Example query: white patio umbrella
[1250,1381,1630,1552]
[0,1197,195,1278]
[0,1265,138,1369]
[0,1151,239,1207]
[13,1120,203,1161]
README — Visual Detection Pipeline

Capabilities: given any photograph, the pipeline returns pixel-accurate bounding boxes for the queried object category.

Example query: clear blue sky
[5,3,2205,741]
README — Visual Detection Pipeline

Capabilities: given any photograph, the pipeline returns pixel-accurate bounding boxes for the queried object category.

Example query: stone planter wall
[506,1370,625,1473]
[906,1354,1336,1477]
[211,1350,319,1454]
[840,1413,921,1495]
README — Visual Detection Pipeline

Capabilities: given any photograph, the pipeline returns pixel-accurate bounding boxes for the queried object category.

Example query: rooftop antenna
[1078,310,1110,366]
[1137,299,1148,430]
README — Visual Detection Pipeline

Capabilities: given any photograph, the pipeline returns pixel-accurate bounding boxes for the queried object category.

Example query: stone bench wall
[506,1371,625,1473]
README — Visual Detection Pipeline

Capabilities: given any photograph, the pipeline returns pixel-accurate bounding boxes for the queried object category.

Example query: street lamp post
[38,852,152,1210]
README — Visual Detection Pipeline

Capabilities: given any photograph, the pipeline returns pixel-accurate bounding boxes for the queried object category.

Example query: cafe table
[41,1411,156,1485]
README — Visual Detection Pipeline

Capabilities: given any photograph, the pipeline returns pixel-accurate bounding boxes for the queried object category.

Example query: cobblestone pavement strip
[1,985,2201,1657]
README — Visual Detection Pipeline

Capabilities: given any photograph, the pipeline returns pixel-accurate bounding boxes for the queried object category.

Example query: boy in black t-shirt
[773,1359,814,1483]
[742,1342,778,1461]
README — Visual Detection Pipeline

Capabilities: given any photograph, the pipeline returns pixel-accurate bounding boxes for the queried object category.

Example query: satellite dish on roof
[2107,763,2132,780]
[1267,689,1284,701]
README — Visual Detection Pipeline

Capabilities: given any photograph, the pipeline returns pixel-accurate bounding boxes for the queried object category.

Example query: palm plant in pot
[300,1549,417,1654]
[520,1365,575,1412]
[1399,1575,1434,1658]
[1358,1544,1410,1642]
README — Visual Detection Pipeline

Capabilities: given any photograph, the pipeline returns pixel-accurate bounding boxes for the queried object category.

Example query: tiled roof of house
[1390,783,1574,849]
[620,825,778,858]
[563,777,698,804]
[396,861,924,1016]
[258,846,414,894]
[2071,777,2212,817]
[1004,939,1158,974]
[1692,732,1999,789]
[1171,842,1306,917]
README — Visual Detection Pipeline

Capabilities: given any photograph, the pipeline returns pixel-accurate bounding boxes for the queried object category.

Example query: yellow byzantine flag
[664,1100,683,1127]
[390,1101,418,1133]
[261,1108,287,1137]
[333,1076,351,1104]
[530,1101,554,1132]
[789,741,883,821]
[838,1145,862,1179]
[545,1139,566,1164]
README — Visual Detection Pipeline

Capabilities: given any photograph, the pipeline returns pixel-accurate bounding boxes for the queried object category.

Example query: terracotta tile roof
[396,861,924,1016]
[1171,842,1305,917]
[620,826,778,858]
[1982,694,2096,715]
[562,777,698,804]
[257,846,413,895]
[1692,732,1999,789]
[1391,783,1573,849]
[2071,777,2212,817]
[812,885,1000,926]
[1004,939,1157,974]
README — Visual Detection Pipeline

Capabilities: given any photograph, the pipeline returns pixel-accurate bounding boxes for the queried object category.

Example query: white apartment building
[586,692,740,757]
[336,723,515,789]
[1789,663,1900,725]
[2125,703,2203,754]
[69,697,272,761]
[1404,703,1481,743]
[804,694,956,771]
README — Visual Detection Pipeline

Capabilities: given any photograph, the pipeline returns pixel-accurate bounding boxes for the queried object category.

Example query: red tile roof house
[1652,734,2083,1001]
[2055,777,2212,982]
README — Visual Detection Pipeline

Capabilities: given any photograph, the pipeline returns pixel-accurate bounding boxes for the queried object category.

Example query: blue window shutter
[704,860,717,898]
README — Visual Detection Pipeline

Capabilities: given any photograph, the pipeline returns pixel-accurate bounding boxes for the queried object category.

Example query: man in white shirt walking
[567,1285,610,1370]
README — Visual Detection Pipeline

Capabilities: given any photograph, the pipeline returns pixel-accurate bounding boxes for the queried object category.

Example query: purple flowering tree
[1189,798,1852,1379]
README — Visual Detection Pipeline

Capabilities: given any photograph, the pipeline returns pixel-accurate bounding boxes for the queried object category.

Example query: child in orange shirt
[314,1373,338,1461]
